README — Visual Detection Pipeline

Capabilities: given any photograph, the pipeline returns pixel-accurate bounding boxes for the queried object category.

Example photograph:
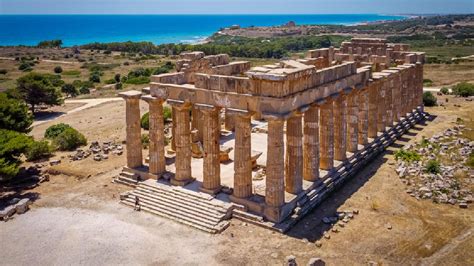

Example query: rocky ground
[0,94,473,265]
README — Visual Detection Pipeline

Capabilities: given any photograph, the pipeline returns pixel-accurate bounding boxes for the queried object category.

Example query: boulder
[307,258,325,266]
[0,206,16,220]
[15,198,31,214]
[285,255,297,266]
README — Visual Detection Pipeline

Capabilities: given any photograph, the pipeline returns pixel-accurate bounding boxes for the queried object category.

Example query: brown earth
[0,94,473,265]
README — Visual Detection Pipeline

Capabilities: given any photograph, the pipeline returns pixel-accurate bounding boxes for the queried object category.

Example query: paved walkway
[33,97,122,127]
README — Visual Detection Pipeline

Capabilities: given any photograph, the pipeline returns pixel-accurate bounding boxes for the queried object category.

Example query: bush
[141,133,149,148]
[394,149,421,162]
[440,87,449,95]
[18,62,32,72]
[423,92,437,107]
[141,112,149,130]
[26,140,52,161]
[79,86,90,94]
[89,73,101,83]
[425,160,441,174]
[0,129,32,180]
[0,93,33,133]
[61,83,78,97]
[54,66,63,74]
[423,79,433,87]
[0,69,7,75]
[452,82,474,97]
[115,83,123,90]
[44,123,72,139]
[163,106,172,121]
[114,73,121,83]
[53,127,87,151]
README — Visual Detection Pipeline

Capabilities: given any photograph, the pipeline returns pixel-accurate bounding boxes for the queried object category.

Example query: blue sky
[1,0,473,14]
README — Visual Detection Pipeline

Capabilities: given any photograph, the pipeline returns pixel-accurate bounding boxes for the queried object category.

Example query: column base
[229,194,264,214]
[170,177,195,186]
[263,205,284,223]
[199,185,222,195]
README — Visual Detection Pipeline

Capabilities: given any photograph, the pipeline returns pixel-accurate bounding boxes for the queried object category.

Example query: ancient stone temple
[116,38,425,233]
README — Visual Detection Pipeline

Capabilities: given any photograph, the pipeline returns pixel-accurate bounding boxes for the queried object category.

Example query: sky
[0,0,473,15]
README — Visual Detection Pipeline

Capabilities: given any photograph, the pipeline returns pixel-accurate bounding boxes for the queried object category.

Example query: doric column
[119,91,143,169]
[385,77,394,127]
[334,93,347,161]
[285,112,303,194]
[416,62,424,111]
[357,88,369,145]
[171,110,177,151]
[303,104,319,182]
[265,118,285,220]
[376,79,386,132]
[232,112,253,199]
[319,99,334,171]
[368,82,378,138]
[170,103,194,186]
[224,109,235,131]
[142,95,166,176]
[200,106,221,194]
[346,90,359,153]
[392,71,402,122]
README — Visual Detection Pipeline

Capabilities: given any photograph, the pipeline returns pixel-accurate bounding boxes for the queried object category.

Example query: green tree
[114,73,121,83]
[89,73,101,83]
[15,73,63,114]
[0,129,32,181]
[61,83,78,97]
[54,66,63,74]
[44,123,72,139]
[423,92,437,107]
[53,127,87,151]
[26,140,53,161]
[0,93,33,133]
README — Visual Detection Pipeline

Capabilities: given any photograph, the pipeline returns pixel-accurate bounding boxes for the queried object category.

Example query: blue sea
[0,14,405,47]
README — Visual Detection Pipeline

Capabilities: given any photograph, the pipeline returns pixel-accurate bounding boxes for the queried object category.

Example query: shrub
[54,66,63,74]
[18,62,32,72]
[423,92,437,107]
[141,112,149,130]
[89,73,101,83]
[0,93,33,133]
[79,86,90,94]
[394,149,421,162]
[440,87,449,95]
[452,82,474,97]
[44,123,72,139]
[0,129,32,180]
[425,160,441,174]
[141,133,149,148]
[115,83,123,90]
[114,73,121,83]
[26,140,53,161]
[61,83,78,97]
[0,69,7,75]
[163,106,172,121]
[423,79,433,87]
[53,127,87,151]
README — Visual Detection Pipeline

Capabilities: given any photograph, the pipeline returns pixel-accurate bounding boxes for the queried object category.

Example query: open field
[1,92,473,265]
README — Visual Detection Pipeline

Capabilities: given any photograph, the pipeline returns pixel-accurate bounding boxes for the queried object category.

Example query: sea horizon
[0,14,406,47]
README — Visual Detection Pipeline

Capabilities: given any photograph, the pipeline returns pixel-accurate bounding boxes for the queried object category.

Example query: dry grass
[424,62,474,87]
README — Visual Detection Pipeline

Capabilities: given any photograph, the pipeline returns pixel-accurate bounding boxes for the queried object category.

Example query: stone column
[285,112,303,194]
[346,90,359,153]
[171,103,194,186]
[120,91,143,169]
[334,94,347,161]
[385,77,394,127]
[376,80,386,133]
[200,106,221,194]
[319,99,334,171]
[303,105,319,181]
[224,109,235,131]
[265,118,285,221]
[171,110,177,151]
[358,88,369,145]
[392,72,402,122]
[232,112,253,199]
[416,62,424,111]
[142,95,166,176]
[368,82,378,138]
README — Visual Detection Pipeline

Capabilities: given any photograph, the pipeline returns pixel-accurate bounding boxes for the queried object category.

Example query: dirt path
[32,97,122,127]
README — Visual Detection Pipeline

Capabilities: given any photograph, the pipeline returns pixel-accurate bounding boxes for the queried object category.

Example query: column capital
[168,100,192,110]
[119,90,142,100]
[141,95,164,104]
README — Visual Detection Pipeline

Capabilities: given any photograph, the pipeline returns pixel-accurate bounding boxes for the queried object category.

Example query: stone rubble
[395,126,473,208]
[69,140,123,162]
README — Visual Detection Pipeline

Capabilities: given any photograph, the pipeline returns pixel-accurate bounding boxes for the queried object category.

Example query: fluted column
[416,62,424,111]
[142,95,166,176]
[285,112,303,194]
[376,79,386,132]
[358,88,369,145]
[232,112,253,199]
[120,91,143,169]
[346,90,359,153]
[320,99,334,171]
[265,118,285,221]
[171,103,193,186]
[392,71,402,122]
[303,105,319,181]
[334,94,347,161]
[200,106,221,194]
[368,82,378,138]
[385,77,394,127]
[171,110,177,151]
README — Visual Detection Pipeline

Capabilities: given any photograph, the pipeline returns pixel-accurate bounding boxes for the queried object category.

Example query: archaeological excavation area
[115,38,426,233]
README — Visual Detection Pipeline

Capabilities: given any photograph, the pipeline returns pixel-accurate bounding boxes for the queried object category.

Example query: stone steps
[113,171,140,187]
[121,182,232,234]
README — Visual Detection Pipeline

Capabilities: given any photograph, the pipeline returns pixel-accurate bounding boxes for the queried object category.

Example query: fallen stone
[315,241,322,248]
[0,206,16,220]
[307,258,325,266]
[49,159,61,166]
[459,202,468,209]
[285,255,297,266]
[15,198,30,214]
